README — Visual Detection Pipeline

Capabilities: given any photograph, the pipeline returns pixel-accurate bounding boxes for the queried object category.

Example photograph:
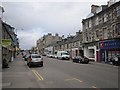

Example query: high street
[2,55,118,89]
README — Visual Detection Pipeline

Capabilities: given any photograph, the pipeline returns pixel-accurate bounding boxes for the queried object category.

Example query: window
[32,55,41,58]
[89,32,92,42]
[95,17,99,25]
[74,42,76,46]
[89,49,94,58]
[72,43,74,47]
[69,43,71,48]
[103,27,108,39]
[62,52,69,55]
[103,14,107,22]
[116,6,120,17]
[67,44,69,49]
[96,29,99,39]
[99,17,102,24]
[86,22,89,29]
[60,45,62,49]
[76,42,78,47]
[116,23,120,35]
[85,32,88,42]
[89,19,92,28]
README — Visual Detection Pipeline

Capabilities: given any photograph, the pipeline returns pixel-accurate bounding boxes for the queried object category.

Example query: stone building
[2,21,17,66]
[37,33,62,55]
[0,4,4,67]
[53,36,74,56]
[53,31,83,58]
[71,31,83,59]
[82,0,120,62]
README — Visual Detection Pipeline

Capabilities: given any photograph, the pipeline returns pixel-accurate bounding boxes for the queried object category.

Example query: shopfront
[99,39,120,62]
[71,47,83,59]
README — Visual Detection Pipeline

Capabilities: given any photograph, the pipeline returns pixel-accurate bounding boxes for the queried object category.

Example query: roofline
[82,1,120,21]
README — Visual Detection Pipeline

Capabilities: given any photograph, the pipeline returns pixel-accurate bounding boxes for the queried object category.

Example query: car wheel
[76,61,79,63]
[41,64,43,67]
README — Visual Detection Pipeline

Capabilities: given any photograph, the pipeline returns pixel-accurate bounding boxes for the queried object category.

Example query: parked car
[72,56,89,64]
[47,54,54,58]
[24,54,30,61]
[53,54,58,59]
[22,52,26,58]
[57,51,70,60]
[109,55,120,66]
[27,54,43,67]
[42,54,46,56]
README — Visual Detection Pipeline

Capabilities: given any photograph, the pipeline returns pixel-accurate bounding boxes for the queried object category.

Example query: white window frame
[95,17,99,25]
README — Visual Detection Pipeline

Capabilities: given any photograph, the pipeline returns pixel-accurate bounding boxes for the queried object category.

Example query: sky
[2,0,109,49]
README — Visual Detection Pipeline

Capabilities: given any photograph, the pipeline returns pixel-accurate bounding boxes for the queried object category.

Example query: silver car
[27,54,43,67]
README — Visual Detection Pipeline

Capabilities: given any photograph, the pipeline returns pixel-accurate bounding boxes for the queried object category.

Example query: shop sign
[99,40,120,49]
[2,39,12,47]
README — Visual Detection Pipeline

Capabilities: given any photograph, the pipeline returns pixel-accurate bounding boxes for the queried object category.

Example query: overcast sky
[2,0,109,49]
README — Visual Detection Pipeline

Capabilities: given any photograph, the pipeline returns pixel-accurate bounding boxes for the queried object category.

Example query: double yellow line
[32,69,44,80]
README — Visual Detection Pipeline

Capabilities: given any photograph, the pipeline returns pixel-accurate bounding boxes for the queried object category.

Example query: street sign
[2,39,12,47]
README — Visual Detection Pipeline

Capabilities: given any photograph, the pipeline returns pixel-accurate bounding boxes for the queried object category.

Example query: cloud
[17,28,46,49]
[2,1,108,49]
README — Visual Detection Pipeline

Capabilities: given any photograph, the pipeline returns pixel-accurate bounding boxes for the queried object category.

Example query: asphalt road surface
[2,55,119,89]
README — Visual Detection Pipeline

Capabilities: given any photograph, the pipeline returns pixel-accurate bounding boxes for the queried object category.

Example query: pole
[0,18,2,90]
[0,19,2,67]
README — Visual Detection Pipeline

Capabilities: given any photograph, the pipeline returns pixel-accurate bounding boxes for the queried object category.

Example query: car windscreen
[76,56,82,59]
[32,55,41,58]
[62,52,69,55]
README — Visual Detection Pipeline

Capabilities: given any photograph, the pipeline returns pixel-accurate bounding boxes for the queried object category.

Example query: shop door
[102,52,105,62]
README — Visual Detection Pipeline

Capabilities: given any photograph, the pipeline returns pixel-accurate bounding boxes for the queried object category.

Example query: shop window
[89,49,94,58]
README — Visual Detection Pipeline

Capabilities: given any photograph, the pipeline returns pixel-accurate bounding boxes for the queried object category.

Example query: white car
[47,54,54,58]
[57,51,70,60]
[54,54,58,59]
[27,54,43,67]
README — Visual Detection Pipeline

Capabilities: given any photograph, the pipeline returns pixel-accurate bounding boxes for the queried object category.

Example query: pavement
[2,55,119,89]
[2,55,40,88]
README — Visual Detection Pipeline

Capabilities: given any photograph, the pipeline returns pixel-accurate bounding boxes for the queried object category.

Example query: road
[2,55,119,89]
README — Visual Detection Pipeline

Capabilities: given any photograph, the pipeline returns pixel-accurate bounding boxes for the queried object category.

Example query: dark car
[109,55,120,66]
[72,56,89,64]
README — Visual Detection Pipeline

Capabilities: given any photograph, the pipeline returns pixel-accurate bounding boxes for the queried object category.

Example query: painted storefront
[99,39,120,62]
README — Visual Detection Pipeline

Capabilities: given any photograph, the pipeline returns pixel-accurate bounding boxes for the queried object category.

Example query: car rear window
[32,55,41,58]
